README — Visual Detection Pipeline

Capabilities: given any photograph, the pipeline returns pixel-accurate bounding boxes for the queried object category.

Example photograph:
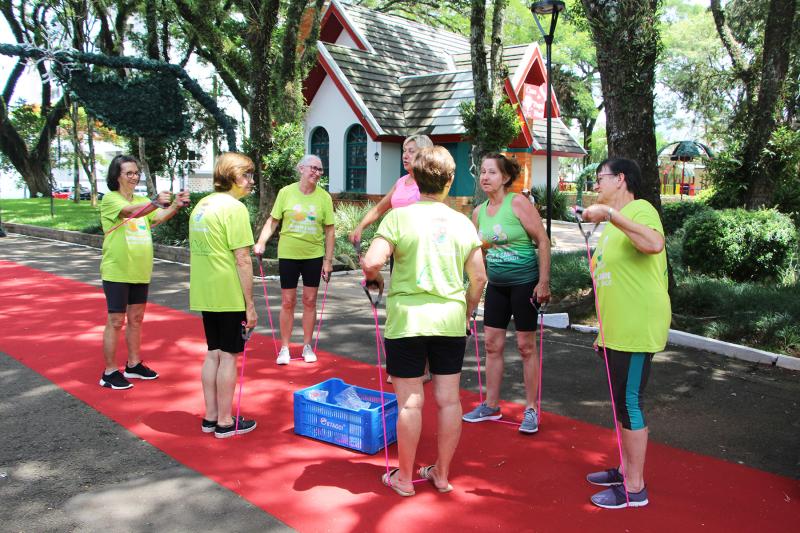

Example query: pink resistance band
[576,209,631,507]
[363,280,426,487]
[313,270,330,353]
[234,323,254,434]
[471,307,546,428]
[256,257,279,357]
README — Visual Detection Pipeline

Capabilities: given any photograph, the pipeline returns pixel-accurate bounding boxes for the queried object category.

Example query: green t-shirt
[189,192,254,312]
[100,192,158,284]
[591,199,671,352]
[270,183,334,259]
[376,201,482,339]
[477,193,538,286]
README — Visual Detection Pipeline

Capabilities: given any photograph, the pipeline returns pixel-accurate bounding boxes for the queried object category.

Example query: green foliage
[332,201,379,261]
[151,192,210,246]
[682,208,798,281]
[458,100,522,155]
[262,122,305,193]
[550,250,592,299]
[63,69,188,140]
[530,185,573,221]
[660,200,711,236]
[0,103,45,177]
[671,275,800,357]
[764,127,800,225]
[703,138,747,209]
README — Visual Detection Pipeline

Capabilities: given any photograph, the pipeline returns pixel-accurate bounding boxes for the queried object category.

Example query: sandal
[419,465,453,493]
[381,468,415,497]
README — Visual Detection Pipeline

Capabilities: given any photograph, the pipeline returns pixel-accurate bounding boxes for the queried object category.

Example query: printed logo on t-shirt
[478,224,509,249]
[287,204,319,234]
[124,218,151,245]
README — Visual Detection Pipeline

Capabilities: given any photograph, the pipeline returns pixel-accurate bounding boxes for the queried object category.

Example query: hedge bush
[660,200,712,236]
[682,208,798,281]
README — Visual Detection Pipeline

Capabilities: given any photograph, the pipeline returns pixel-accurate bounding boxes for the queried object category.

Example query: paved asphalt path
[1,233,798,532]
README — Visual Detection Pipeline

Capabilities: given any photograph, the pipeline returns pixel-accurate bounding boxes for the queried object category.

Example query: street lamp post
[530,0,565,240]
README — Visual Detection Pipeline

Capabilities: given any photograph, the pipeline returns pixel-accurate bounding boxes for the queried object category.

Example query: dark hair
[106,155,141,192]
[481,153,521,189]
[214,152,255,192]
[411,146,455,194]
[596,158,644,199]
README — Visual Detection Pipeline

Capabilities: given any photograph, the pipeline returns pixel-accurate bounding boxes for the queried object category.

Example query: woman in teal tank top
[463,153,551,435]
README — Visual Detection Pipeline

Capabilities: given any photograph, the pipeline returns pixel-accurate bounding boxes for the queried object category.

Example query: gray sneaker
[590,485,649,509]
[462,402,502,422]
[519,407,539,434]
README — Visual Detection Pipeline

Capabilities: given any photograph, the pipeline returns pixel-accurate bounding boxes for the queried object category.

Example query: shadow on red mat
[1,260,798,532]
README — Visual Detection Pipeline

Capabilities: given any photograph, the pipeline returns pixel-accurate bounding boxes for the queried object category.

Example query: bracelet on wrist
[607,207,613,222]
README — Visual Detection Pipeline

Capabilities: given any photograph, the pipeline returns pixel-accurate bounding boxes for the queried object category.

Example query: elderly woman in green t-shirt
[578,158,670,509]
[254,154,335,365]
[362,146,487,496]
[99,155,188,391]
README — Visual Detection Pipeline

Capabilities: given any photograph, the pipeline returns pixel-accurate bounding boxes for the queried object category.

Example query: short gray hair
[297,154,322,173]
[403,134,433,149]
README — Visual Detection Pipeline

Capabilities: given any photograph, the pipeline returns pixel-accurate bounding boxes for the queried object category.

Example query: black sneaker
[99,370,133,390]
[201,419,217,433]
[214,418,257,439]
[124,362,159,380]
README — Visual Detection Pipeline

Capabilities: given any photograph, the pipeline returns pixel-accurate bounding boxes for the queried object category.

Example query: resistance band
[574,206,631,506]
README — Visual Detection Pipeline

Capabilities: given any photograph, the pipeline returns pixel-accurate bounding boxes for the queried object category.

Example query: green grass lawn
[1,198,101,231]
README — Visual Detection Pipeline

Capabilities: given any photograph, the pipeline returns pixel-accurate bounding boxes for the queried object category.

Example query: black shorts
[201,311,247,354]
[483,281,539,331]
[606,349,653,431]
[103,281,149,313]
[384,336,467,378]
[279,257,323,289]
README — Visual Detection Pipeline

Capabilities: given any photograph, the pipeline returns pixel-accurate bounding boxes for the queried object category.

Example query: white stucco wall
[306,75,399,195]
[530,155,560,190]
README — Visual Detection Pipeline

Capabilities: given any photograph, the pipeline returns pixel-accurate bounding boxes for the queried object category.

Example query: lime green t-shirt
[100,192,158,284]
[478,193,539,286]
[376,201,482,339]
[189,192,254,312]
[591,199,671,352]
[270,182,334,259]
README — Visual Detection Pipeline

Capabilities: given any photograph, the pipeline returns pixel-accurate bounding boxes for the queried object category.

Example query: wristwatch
[607,207,614,222]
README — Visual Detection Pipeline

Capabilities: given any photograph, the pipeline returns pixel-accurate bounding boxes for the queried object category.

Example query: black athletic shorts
[278,257,324,289]
[483,281,539,331]
[384,336,467,378]
[201,311,247,354]
[606,349,653,431]
[102,281,149,313]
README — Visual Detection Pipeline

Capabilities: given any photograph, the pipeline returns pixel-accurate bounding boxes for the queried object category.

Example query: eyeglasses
[242,172,254,180]
[123,171,141,178]
[306,165,324,173]
[596,172,619,183]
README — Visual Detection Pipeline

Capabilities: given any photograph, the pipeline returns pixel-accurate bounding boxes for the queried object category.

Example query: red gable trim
[320,1,370,51]
[516,45,562,119]
[505,78,533,149]
[316,53,380,140]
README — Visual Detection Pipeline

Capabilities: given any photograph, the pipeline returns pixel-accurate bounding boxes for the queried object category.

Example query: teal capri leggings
[606,349,653,431]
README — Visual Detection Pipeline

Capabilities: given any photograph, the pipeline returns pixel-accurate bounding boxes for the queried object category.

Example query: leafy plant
[530,185,573,222]
[682,208,798,281]
[660,200,712,236]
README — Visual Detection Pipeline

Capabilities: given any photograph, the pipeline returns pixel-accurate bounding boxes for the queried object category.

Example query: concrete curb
[570,324,798,370]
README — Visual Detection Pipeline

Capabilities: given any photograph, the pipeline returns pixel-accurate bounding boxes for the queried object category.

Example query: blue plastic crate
[293,378,398,454]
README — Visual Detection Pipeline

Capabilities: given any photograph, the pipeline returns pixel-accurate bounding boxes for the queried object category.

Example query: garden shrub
[530,186,574,221]
[333,201,378,261]
[660,200,712,235]
[682,208,798,281]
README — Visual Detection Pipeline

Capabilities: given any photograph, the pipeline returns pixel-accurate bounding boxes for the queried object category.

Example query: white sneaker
[276,346,290,365]
[302,344,317,363]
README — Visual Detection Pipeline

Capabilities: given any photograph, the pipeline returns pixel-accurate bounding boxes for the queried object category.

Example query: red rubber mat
[1,260,797,532]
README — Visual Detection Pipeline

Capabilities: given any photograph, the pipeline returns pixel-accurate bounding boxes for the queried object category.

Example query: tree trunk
[582,0,662,212]
[248,0,281,218]
[743,0,797,209]
[86,116,98,206]
[71,102,81,203]
[138,137,156,196]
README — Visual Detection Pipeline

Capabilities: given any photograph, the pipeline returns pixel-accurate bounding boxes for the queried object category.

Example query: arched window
[309,127,329,177]
[345,125,367,192]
